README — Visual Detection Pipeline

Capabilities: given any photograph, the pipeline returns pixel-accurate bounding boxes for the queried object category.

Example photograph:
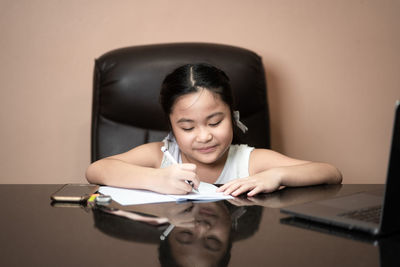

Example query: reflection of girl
[92,201,262,267]
[159,202,233,267]
[86,63,342,196]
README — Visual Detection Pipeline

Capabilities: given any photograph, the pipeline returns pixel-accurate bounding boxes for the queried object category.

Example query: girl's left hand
[217,173,282,197]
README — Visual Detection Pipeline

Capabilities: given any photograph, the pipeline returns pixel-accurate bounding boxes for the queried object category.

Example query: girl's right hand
[155,163,199,195]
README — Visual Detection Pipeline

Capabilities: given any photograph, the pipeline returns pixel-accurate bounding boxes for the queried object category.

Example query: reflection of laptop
[281,100,400,236]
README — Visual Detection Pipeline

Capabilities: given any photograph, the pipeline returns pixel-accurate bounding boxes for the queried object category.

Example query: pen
[160,223,175,240]
[161,146,199,193]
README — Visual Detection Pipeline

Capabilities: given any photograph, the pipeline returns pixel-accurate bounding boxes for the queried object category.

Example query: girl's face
[169,89,233,166]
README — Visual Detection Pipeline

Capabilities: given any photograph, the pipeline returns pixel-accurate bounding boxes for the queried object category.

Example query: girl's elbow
[85,162,101,184]
[329,165,343,184]
[335,169,343,184]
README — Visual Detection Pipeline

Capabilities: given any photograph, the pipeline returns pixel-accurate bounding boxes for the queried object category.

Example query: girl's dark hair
[159,63,242,143]
[159,63,234,116]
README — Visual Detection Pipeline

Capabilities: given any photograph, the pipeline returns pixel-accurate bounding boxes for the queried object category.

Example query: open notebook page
[98,182,233,206]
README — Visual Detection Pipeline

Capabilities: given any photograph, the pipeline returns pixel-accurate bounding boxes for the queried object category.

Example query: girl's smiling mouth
[196,145,218,154]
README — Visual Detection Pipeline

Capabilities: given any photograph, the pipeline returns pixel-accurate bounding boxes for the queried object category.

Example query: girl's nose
[196,128,212,143]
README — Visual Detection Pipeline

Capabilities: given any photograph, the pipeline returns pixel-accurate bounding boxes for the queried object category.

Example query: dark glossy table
[0,184,398,267]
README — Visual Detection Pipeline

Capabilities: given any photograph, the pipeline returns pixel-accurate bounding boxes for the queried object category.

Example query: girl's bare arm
[218,149,342,196]
[85,142,199,194]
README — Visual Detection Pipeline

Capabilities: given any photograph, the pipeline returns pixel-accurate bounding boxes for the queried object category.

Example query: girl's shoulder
[250,148,281,158]
[229,144,254,158]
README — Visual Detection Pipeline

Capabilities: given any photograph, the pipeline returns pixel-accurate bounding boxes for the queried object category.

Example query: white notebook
[98,182,233,206]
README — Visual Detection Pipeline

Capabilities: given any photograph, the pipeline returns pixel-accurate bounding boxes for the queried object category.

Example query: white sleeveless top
[160,133,254,184]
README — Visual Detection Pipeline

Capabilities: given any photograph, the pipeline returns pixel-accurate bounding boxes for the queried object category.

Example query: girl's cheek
[178,132,194,144]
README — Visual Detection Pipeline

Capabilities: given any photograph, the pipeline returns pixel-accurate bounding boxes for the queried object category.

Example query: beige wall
[0,0,399,184]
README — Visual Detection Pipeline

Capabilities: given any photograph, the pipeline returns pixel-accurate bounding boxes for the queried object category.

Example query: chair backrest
[91,43,270,162]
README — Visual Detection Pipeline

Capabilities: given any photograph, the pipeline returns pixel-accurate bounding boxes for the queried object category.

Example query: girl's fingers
[216,183,231,192]
[171,178,194,194]
[174,164,199,188]
[179,163,196,171]
[247,187,263,197]
[182,181,195,193]
[219,179,258,196]
[179,173,200,190]
[231,183,256,196]
[186,175,200,189]
[180,170,196,180]
[221,182,244,196]
[217,178,245,192]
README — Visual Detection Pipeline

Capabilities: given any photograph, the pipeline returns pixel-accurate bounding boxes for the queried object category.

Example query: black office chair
[91,43,270,162]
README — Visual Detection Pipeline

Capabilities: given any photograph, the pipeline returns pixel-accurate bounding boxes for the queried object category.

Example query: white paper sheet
[98,182,233,206]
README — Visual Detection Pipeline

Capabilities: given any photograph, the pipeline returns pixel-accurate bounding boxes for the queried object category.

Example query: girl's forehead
[171,89,227,115]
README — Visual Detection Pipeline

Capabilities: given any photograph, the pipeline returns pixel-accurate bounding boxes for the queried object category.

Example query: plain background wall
[0,0,399,184]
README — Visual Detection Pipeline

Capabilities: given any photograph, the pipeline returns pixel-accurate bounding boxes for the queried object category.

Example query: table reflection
[93,201,262,267]
[89,184,355,266]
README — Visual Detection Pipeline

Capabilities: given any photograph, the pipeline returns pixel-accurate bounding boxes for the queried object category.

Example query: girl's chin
[183,147,228,165]
[193,152,225,165]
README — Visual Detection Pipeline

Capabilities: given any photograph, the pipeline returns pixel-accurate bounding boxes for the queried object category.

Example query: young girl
[86,63,342,196]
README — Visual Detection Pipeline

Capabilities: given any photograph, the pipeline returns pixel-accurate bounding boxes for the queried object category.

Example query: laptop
[281,100,400,236]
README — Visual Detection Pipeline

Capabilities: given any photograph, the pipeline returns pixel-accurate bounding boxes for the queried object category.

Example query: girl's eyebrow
[177,118,194,123]
[206,112,224,120]
[176,112,225,124]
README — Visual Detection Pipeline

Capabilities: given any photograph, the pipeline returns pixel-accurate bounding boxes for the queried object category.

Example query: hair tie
[233,111,248,133]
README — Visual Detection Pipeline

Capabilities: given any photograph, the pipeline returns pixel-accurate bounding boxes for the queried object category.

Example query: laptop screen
[380,101,400,234]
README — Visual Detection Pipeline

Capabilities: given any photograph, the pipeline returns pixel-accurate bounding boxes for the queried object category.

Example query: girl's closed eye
[209,120,222,127]
[178,121,195,131]
[182,127,194,132]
